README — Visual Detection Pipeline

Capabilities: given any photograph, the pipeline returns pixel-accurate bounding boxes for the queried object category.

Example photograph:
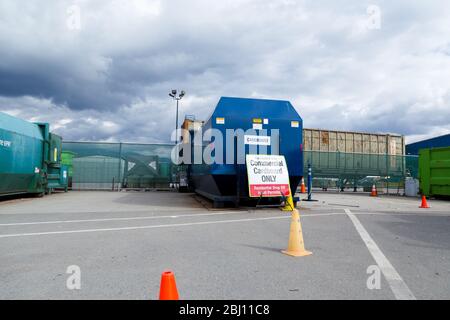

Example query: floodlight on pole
[169,89,186,145]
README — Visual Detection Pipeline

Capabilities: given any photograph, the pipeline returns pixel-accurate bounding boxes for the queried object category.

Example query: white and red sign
[246,154,290,198]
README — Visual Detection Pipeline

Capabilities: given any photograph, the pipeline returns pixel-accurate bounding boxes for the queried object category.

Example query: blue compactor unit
[183,97,303,207]
[0,111,68,197]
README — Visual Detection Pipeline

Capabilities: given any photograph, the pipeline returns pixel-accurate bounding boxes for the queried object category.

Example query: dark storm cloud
[0,0,449,143]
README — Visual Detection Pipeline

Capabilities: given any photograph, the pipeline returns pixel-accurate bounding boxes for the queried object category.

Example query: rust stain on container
[321,131,329,145]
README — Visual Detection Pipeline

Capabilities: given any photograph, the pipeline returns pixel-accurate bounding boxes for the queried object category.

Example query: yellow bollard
[282,209,312,257]
[281,194,295,211]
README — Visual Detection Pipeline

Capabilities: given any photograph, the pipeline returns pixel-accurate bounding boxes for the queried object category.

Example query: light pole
[169,89,185,145]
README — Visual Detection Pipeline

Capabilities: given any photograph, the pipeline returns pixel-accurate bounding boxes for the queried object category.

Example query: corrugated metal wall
[303,129,405,155]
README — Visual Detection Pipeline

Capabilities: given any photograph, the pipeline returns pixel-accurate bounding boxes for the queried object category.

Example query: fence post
[118,142,123,192]
[338,151,342,192]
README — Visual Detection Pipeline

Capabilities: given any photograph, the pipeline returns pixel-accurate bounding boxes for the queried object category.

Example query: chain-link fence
[304,151,419,194]
[62,142,177,190]
[62,142,419,195]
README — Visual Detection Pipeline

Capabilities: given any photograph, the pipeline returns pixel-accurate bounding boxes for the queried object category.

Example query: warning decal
[216,117,225,125]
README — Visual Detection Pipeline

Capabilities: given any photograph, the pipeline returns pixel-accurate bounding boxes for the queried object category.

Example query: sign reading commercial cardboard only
[246,154,290,197]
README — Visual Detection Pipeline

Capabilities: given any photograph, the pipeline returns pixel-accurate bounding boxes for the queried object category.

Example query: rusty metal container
[303,128,405,155]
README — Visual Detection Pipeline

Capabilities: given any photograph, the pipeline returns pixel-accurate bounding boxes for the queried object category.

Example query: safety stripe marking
[0,211,245,227]
[0,215,289,239]
[345,209,416,300]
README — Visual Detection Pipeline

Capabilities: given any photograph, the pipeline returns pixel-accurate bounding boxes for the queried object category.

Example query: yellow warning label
[216,117,225,125]
[252,118,263,124]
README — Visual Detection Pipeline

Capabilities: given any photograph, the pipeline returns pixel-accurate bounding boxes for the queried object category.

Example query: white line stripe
[0,215,289,239]
[0,211,344,227]
[344,209,416,300]
[0,208,207,216]
[0,211,245,227]
[0,210,442,228]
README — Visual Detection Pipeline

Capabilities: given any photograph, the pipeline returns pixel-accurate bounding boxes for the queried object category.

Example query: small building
[406,133,450,155]
[181,115,204,143]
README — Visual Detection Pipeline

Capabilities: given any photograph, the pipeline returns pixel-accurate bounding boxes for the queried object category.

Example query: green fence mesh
[62,142,177,190]
[62,142,419,193]
[304,151,419,193]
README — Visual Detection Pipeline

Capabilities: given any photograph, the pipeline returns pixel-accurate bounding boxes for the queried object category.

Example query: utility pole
[169,90,186,145]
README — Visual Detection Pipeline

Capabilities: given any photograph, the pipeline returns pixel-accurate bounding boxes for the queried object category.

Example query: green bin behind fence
[61,151,76,177]
[419,146,450,197]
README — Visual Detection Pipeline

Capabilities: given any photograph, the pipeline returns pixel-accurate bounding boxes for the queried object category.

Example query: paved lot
[0,191,449,299]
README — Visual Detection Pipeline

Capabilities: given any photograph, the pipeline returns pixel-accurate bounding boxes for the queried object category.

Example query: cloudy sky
[0,0,449,144]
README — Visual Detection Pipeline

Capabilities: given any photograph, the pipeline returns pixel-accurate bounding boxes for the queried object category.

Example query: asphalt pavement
[0,191,449,299]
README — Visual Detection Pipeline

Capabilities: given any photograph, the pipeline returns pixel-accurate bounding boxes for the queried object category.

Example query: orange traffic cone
[300,178,306,194]
[419,195,430,209]
[282,209,312,257]
[159,270,179,300]
[370,184,378,197]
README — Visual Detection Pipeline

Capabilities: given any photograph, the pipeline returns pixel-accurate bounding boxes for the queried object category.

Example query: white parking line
[0,211,246,227]
[0,215,289,239]
[0,211,344,227]
[345,208,416,300]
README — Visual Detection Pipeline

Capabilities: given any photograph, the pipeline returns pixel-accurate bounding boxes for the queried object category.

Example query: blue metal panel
[189,97,303,204]
[206,97,302,175]
[406,134,450,155]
